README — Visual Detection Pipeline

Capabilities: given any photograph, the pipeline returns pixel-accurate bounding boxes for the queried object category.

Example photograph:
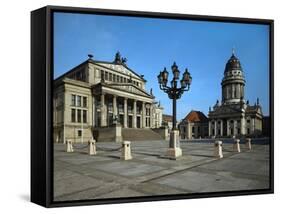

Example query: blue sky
[54,12,270,119]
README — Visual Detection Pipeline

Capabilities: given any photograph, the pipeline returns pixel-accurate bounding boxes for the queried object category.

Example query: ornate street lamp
[158,62,192,159]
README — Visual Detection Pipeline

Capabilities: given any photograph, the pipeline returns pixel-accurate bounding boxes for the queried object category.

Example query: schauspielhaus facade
[53,52,163,143]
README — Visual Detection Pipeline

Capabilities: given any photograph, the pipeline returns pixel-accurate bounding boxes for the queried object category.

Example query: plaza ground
[53,139,270,201]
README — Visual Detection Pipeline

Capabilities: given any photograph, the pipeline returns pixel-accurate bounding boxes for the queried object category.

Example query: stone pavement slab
[53,139,270,201]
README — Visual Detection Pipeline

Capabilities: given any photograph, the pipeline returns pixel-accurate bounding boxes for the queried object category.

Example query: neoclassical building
[208,51,263,137]
[179,110,208,139]
[53,52,163,143]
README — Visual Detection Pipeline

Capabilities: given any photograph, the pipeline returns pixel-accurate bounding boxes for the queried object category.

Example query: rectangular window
[77,96,81,107]
[118,103,124,113]
[78,130,82,137]
[108,102,113,112]
[77,109,81,122]
[71,109,75,122]
[83,97,87,107]
[109,73,112,81]
[101,70,104,79]
[113,74,116,82]
[128,105,132,113]
[71,95,76,106]
[83,110,87,123]
[192,127,195,133]
[146,108,150,116]
[105,71,108,80]
[117,75,120,82]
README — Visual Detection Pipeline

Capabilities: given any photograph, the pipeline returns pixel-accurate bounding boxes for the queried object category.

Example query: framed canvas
[31,5,274,208]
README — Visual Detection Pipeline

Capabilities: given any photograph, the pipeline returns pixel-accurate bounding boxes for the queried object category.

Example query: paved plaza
[53,139,270,201]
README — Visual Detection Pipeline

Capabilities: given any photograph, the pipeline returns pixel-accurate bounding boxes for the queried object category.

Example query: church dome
[224,53,242,73]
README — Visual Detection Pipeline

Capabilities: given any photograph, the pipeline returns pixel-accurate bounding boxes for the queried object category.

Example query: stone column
[124,98,128,128]
[226,86,229,100]
[233,120,236,136]
[100,93,106,127]
[241,115,245,135]
[227,120,230,136]
[208,121,211,137]
[142,102,146,128]
[92,95,95,127]
[214,120,217,137]
[133,100,137,128]
[150,105,154,128]
[232,84,235,99]
[113,95,117,116]
[251,118,255,134]
[187,122,191,139]
[237,84,240,99]
[220,120,223,136]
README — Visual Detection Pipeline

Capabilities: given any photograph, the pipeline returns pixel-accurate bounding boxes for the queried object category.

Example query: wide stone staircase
[122,128,163,141]
[94,127,164,142]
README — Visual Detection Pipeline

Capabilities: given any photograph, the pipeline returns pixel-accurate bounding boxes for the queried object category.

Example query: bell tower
[221,50,246,104]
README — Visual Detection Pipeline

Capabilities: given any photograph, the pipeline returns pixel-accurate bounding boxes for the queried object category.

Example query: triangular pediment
[106,83,152,97]
[95,62,142,80]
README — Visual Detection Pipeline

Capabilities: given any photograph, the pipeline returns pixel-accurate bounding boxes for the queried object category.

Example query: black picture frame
[31,5,274,208]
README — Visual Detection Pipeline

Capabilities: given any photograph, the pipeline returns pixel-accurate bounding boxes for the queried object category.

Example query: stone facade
[208,51,263,138]
[53,52,163,143]
[179,110,209,139]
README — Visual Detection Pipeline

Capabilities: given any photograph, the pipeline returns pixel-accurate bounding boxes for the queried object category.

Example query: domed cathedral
[208,50,263,138]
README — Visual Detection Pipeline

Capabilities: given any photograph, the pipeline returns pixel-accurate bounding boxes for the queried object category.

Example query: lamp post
[158,62,192,158]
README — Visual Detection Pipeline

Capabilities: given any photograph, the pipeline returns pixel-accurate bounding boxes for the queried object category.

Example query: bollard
[121,141,132,160]
[88,138,97,155]
[66,139,74,153]
[245,138,252,150]
[214,140,223,158]
[233,139,241,152]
